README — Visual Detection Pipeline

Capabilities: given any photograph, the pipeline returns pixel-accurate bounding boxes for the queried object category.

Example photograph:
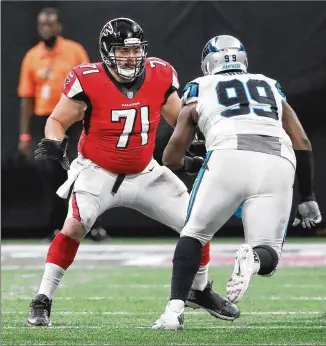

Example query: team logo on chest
[126,91,134,99]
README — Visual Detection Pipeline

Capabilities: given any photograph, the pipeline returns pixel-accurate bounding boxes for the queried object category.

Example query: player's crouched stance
[27,18,240,327]
[153,35,321,330]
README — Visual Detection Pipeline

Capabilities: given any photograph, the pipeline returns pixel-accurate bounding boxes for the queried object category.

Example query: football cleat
[227,244,256,303]
[186,281,240,321]
[152,300,184,330]
[27,294,52,327]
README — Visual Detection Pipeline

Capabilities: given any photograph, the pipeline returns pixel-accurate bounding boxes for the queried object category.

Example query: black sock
[253,245,279,275]
[170,236,203,301]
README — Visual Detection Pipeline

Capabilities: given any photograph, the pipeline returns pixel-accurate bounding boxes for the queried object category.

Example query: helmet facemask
[100,37,147,81]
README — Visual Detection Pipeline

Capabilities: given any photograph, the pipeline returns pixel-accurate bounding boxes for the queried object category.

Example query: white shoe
[152,300,184,330]
[227,244,258,303]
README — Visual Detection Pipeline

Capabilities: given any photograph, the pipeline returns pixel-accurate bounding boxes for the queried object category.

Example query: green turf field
[2,266,326,345]
[2,241,326,345]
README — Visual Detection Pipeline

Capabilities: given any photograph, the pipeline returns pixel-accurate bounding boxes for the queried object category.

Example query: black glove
[180,156,204,175]
[33,135,70,170]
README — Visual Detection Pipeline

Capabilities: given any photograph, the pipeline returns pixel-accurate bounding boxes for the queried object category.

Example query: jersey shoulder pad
[251,73,274,84]
[62,67,87,101]
[146,57,179,89]
[63,62,105,100]
[73,62,103,78]
[251,73,267,79]
[274,80,286,100]
[252,73,286,100]
[147,57,171,69]
[267,75,286,100]
[181,77,203,106]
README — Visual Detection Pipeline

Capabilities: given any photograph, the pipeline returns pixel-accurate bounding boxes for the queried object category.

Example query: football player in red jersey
[28,18,240,326]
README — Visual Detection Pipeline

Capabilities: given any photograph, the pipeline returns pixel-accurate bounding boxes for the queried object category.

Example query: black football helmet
[99,18,148,80]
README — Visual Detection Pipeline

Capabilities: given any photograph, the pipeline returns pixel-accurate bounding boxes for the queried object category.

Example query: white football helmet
[201,35,248,75]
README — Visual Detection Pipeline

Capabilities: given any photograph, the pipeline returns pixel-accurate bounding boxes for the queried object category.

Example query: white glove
[293,201,322,228]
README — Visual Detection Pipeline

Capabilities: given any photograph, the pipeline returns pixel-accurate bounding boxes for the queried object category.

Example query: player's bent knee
[80,213,97,234]
[68,203,98,236]
[253,245,279,276]
[180,227,211,246]
[61,218,86,241]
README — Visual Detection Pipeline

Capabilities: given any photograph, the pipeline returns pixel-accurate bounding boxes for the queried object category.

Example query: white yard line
[281,284,323,288]
[262,296,326,301]
[163,344,322,346]
[3,344,322,346]
[3,296,326,301]
[137,326,326,330]
[2,311,323,316]
[10,282,323,289]
[3,326,325,330]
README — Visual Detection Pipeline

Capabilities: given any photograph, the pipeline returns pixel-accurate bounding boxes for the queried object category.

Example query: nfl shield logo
[126,91,133,99]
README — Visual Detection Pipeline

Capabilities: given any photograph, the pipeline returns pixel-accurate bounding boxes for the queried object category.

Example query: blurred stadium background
[1,2,326,345]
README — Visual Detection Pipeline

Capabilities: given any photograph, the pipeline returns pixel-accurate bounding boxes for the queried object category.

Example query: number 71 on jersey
[111,106,150,148]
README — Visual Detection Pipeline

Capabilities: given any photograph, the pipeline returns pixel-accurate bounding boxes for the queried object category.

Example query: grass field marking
[10,281,322,289]
[3,296,326,301]
[263,296,326,301]
[281,284,323,288]
[163,344,323,346]
[2,344,323,346]
[2,311,324,316]
[3,326,325,330]
[8,279,323,290]
[3,280,324,290]
[4,344,323,346]
[136,326,326,330]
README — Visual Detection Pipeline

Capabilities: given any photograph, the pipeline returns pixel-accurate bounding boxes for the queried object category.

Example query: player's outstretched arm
[45,94,86,140]
[282,100,322,227]
[282,100,313,199]
[163,103,202,172]
[282,101,311,151]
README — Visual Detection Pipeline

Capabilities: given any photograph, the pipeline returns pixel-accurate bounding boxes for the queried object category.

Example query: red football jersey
[62,58,179,174]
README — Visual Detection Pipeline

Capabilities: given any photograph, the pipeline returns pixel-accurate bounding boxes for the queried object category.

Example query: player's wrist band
[20,133,31,141]
[294,150,315,202]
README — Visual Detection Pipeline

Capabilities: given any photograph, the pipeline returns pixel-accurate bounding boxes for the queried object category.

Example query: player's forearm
[291,131,314,201]
[45,117,66,140]
[295,148,315,201]
[292,136,312,151]
[163,143,185,170]
[19,97,34,134]
[163,125,197,171]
